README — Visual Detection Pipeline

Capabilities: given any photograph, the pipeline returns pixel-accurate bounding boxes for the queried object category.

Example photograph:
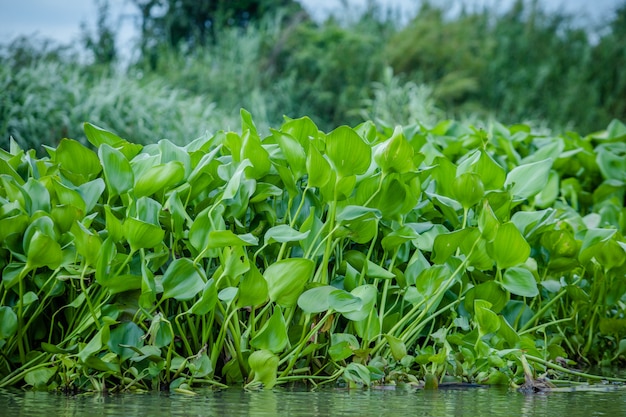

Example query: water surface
[2,386,625,417]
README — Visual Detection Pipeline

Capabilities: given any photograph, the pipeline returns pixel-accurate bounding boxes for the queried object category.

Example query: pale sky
[0,0,622,50]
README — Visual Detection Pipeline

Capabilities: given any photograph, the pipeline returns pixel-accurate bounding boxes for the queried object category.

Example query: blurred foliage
[1,0,626,149]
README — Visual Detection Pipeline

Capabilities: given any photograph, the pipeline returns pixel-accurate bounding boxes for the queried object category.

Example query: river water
[2,386,626,417]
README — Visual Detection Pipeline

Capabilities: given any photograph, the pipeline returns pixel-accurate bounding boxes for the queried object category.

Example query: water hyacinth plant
[0,111,625,393]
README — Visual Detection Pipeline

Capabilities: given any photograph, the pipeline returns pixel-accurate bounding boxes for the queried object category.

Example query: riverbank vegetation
[1,0,626,392]
[1,113,625,392]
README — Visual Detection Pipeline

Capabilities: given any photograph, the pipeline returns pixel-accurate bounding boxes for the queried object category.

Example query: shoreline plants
[1,111,626,393]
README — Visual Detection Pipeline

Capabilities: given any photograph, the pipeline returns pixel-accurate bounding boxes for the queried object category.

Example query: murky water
[2,386,625,417]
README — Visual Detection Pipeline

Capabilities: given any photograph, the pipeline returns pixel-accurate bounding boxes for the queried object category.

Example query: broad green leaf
[123,217,165,252]
[502,267,539,297]
[24,367,57,387]
[325,126,371,177]
[596,142,626,182]
[56,138,101,183]
[281,115,319,148]
[237,264,269,308]
[23,178,50,214]
[504,158,552,199]
[432,228,473,264]
[161,258,206,301]
[264,258,314,307]
[0,306,17,340]
[306,144,331,188]
[84,122,141,159]
[329,289,362,313]
[144,313,173,348]
[374,126,414,174]
[52,179,86,213]
[98,143,134,197]
[108,321,145,362]
[264,225,310,244]
[78,325,109,363]
[76,178,105,212]
[134,161,185,197]
[474,300,500,337]
[71,221,102,266]
[250,306,288,353]
[298,285,335,313]
[25,231,63,270]
[498,316,521,347]
[343,284,377,321]
[384,334,408,361]
[206,230,258,249]
[189,279,218,315]
[458,150,506,190]
[329,333,359,362]
[336,205,381,222]
[465,281,510,314]
[478,200,499,241]
[487,222,530,270]
[272,129,307,179]
[0,214,28,242]
[381,225,419,253]
[104,205,124,242]
[241,131,271,179]
[452,173,484,209]
[248,350,279,389]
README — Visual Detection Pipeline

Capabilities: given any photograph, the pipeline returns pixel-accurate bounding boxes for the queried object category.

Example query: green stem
[525,354,626,383]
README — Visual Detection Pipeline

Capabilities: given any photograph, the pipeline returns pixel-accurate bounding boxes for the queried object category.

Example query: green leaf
[189,279,218,315]
[250,306,288,353]
[84,122,141,159]
[502,267,539,297]
[109,321,145,362]
[452,173,484,209]
[248,350,279,389]
[264,258,314,307]
[325,126,371,177]
[78,325,109,363]
[306,144,331,189]
[384,334,408,361]
[487,222,530,270]
[241,131,271,179]
[464,281,509,314]
[71,221,102,266]
[342,285,377,321]
[329,289,362,313]
[206,230,258,249]
[24,367,57,387]
[98,143,134,197]
[432,228,473,264]
[56,138,102,183]
[264,225,310,244]
[0,306,18,340]
[237,264,268,308]
[298,285,335,313]
[25,231,63,270]
[272,129,307,179]
[474,300,500,337]
[123,217,165,252]
[374,126,414,174]
[134,161,185,197]
[504,158,553,199]
[161,258,206,301]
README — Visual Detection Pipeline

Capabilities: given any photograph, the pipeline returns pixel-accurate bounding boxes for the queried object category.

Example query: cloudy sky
[0,0,622,50]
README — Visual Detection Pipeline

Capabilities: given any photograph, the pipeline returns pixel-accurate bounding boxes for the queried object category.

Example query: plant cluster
[1,111,625,392]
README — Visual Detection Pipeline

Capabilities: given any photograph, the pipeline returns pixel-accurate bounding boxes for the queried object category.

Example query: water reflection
[2,386,625,417]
